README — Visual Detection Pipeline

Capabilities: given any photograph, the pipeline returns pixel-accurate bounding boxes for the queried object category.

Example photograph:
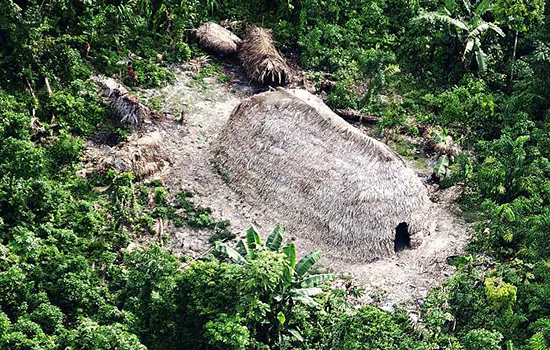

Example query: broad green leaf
[463,39,474,61]
[292,295,319,307]
[487,23,505,37]
[266,225,285,252]
[434,155,450,176]
[293,287,323,297]
[283,266,293,284]
[215,242,246,263]
[470,23,505,39]
[474,39,487,72]
[283,243,297,269]
[277,311,286,325]
[246,226,262,255]
[295,250,323,277]
[414,12,468,31]
[288,329,304,342]
[300,273,334,287]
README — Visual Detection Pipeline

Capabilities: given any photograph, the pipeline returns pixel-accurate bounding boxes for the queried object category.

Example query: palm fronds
[239,26,293,85]
[195,22,242,55]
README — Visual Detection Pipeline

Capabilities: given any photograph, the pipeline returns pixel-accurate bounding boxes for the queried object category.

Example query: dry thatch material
[82,132,170,180]
[93,76,150,126]
[195,22,242,54]
[213,89,432,261]
[239,26,292,85]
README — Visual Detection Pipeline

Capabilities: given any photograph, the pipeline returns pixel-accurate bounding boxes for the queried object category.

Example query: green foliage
[47,133,83,170]
[462,329,503,350]
[434,155,451,177]
[172,190,233,242]
[29,303,64,335]
[485,277,518,315]
[122,245,179,349]
[107,170,138,229]
[440,152,474,188]
[326,306,426,349]
[59,317,146,350]
[204,313,251,350]
[1,0,550,349]
[528,319,550,350]
[421,76,499,139]
[414,3,506,73]
[493,0,545,33]
[215,226,334,348]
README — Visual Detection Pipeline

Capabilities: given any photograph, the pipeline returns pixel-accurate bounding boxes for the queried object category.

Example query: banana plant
[216,225,334,344]
[413,0,504,72]
[216,225,334,306]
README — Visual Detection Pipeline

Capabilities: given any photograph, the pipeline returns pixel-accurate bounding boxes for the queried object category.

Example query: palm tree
[414,0,504,72]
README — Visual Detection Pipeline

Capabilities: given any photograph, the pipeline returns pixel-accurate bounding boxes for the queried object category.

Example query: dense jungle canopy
[0,0,549,349]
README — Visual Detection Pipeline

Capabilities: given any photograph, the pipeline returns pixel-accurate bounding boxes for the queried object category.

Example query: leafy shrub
[46,133,83,170]
[484,277,518,315]
[462,329,503,350]
[326,306,423,350]
[29,303,64,335]
[46,89,107,136]
[132,59,175,88]
[421,76,500,139]
[167,43,192,63]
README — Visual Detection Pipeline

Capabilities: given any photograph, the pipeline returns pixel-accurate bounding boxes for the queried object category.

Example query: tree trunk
[510,31,518,89]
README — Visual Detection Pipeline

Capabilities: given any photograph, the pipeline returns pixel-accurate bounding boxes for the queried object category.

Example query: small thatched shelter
[239,26,292,85]
[213,89,432,261]
[195,22,242,55]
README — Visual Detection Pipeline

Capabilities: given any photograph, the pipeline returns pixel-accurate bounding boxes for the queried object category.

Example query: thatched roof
[239,26,292,85]
[213,89,432,261]
[195,22,242,55]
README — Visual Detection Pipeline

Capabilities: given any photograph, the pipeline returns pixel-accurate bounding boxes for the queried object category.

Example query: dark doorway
[394,223,411,252]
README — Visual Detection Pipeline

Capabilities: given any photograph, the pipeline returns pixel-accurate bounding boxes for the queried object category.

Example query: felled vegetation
[87,131,170,179]
[195,21,243,54]
[93,76,155,126]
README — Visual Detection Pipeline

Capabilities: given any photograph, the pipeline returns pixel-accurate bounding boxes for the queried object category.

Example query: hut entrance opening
[394,223,411,252]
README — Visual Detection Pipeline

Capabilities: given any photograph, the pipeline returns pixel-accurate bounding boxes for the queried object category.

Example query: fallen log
[195,22,242,55]
[335,108,379,124]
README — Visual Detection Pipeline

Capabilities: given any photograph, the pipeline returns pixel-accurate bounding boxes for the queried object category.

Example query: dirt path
[327,196,470,309]
[115,63,472,308]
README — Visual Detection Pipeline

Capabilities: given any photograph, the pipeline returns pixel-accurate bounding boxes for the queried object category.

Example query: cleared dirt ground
[86,61,472,309]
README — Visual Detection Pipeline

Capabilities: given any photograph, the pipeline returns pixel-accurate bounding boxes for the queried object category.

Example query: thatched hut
[239,26,292,85]
[195,22,242,55]
[213,89,432,261]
